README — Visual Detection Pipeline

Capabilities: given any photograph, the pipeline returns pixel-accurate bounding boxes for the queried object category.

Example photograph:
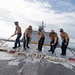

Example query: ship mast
[39,21,46,31]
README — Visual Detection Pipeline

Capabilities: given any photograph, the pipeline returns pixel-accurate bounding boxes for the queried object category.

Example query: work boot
[27,46,30,49]
[52,51,54,54]
[13,47,17,49]
[48,50,52,52]
[23,47,26,50]
[24,47,26,50]
[60,53,66,56]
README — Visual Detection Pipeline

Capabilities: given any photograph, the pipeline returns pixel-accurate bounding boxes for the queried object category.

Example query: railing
[68,47,75,56]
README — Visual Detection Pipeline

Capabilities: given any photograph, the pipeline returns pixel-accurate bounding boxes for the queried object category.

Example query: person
[12,21,22,49]
[37,27,45,51]
[48,30,58,54]
[60,28,69,56]
[23,26,32,50]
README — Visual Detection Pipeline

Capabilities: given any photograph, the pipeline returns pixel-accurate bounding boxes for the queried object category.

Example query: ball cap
[29,25,32,27]
[51,30,54,32]
[60,28,63,32]
[28,25,32,30]
[38,27,42,31]
[14,21,18,25]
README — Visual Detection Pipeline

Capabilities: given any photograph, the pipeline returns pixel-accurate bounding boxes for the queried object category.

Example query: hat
[28,25,32,30]
[60,28,63,32]
[14,21,18,25]
[29,25,32,27]
[38,27,42,31]
[51,30,54,32]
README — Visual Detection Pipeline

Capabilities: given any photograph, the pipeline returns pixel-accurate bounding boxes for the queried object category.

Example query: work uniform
[38,30,45,51]
[23,27,32,49]
[49,32,58,54]
[60,32,69,55]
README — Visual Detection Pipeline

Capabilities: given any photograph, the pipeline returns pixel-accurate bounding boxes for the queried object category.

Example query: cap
[38,27,42,31]
[29,25,32,27]
[51,30,54,32]
[28,25,32,30]
[60,28,63,32]
[14,21,18,25]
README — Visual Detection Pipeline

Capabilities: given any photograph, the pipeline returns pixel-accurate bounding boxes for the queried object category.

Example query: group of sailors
[12,21,69,56]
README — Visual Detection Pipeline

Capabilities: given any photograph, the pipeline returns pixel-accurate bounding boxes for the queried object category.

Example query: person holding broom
[48,30,58,54]
[36,27,45,51]
[23,26,32,50]
[12,21,22,49]
[59,28,69,56]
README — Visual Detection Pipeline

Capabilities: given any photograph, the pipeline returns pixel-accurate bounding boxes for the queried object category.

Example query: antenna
[38,21,46,31]
[41,21,46,31]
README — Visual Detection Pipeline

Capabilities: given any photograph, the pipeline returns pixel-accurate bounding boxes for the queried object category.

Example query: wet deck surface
[0,43,75,75]
[0,58,75,75]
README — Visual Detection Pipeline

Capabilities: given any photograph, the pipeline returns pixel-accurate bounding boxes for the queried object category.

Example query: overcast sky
[0,0,75,41]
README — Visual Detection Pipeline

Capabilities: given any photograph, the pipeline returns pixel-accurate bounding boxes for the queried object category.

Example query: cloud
[57,0,75,12]
[0,20,14,39]
[0,0,75,39]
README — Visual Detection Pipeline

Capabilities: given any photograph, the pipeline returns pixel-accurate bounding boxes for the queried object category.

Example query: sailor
[12,21,22,49]
[60,28,69,56]
[23,26,32,50]
[37,27,45,51]
[48,30,58,54]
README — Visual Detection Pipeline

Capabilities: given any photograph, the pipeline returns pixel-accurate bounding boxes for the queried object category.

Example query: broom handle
[0,36,12,47]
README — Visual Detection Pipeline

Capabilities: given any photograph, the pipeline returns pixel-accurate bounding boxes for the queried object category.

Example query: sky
[0,0,75,42]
